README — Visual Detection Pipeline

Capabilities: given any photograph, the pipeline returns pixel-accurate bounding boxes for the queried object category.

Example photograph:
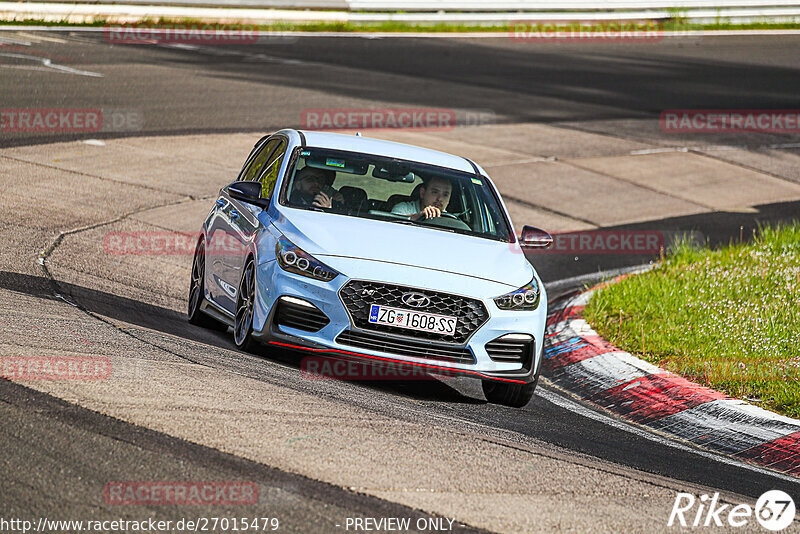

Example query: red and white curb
[544,284,800,477]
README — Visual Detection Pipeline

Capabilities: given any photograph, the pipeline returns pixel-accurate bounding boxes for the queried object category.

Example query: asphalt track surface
[1,31,800,532]
[2,32,800,147]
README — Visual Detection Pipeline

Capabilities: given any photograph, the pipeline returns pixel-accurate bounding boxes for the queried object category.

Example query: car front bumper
[251,261,546,384]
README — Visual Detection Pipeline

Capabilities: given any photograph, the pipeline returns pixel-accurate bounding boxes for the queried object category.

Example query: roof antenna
[355,132,362,137]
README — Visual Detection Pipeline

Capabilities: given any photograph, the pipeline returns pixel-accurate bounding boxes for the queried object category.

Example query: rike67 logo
[669,490,796,531]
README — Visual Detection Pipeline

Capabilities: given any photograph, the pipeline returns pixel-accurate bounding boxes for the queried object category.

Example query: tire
[482,376,538,408]
[188,241,227,331]
[233,257,258,353]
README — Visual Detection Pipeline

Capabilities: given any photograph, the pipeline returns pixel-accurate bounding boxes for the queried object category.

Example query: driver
[290,166,344,209]
[391,176,452,221]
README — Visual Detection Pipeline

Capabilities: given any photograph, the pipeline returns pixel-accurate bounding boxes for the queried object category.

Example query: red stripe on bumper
[266,341,528,384]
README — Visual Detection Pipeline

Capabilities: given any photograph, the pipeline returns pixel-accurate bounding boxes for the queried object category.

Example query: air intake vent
[485,335,534,368]
[274,297,329,333]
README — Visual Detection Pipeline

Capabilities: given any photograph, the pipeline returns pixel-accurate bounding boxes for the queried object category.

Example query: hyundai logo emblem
[401,292,431,308]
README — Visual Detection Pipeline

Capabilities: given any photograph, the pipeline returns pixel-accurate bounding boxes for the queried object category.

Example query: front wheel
[233,258,258,352]
[482,378,538,408]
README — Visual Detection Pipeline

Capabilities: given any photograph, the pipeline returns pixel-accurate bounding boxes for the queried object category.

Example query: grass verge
[583,223,800,418]
[4,18,800,33]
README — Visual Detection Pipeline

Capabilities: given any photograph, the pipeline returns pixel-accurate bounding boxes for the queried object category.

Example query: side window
[257,139,287,198]
[239,139,279,182]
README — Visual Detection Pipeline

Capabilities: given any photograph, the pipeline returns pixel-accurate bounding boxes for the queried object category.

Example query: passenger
[391,176,452,221]
[290,166,344,209]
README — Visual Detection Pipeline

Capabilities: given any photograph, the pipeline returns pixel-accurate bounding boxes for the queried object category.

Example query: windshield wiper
[391,218,459,234]
[299,205,327,213]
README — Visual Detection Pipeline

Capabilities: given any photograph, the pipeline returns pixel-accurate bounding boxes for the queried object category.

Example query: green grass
[4,17,800,33]
[583,222,800,418]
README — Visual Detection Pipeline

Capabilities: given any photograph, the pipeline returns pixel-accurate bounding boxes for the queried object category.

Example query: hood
[271,207,532,289]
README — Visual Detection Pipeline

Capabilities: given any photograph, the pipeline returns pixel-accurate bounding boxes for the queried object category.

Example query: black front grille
[274,298,329,333]
[339,280,489,344]
[336,329,475,364]
[485,336,534,368]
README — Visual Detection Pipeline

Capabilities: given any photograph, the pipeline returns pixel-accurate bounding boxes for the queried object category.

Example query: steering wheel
[422,214,471,231]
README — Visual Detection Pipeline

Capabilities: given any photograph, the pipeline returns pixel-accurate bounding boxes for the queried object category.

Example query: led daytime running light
[276,237,339,282]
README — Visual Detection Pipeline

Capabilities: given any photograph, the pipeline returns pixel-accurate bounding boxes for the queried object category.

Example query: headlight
[494,278,540,310]
[276,237,339,282]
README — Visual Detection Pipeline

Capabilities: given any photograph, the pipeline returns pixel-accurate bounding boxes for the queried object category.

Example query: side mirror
[520,225,553,249]
[229,181,269,209]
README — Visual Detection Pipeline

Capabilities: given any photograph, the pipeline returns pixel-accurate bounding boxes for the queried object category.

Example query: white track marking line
[160,43,199,51]
[0,35,31,45]
[629,147,689,155]
[0,52,101,76]
[537,385,800,483]
[0,65,53,72]
[15,31,67,43]
[42,59,102,77]
[628,143,800,156]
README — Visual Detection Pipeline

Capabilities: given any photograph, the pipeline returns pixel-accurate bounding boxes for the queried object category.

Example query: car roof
[295,130,476,174]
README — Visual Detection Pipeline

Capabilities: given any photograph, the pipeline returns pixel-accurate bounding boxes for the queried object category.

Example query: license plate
[368,304,457,336]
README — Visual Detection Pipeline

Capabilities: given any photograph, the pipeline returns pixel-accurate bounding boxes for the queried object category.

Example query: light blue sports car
[188,129,552,407]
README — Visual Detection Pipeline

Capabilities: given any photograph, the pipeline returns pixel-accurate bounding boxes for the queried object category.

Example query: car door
[216,137,288,314]
[206,137,275,312]
[225,136,287,274]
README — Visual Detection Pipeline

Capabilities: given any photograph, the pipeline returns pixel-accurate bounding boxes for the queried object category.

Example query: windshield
[279,147,512,243]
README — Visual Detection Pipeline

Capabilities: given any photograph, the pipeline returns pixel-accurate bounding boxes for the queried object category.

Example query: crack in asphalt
[36,195,218,370]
